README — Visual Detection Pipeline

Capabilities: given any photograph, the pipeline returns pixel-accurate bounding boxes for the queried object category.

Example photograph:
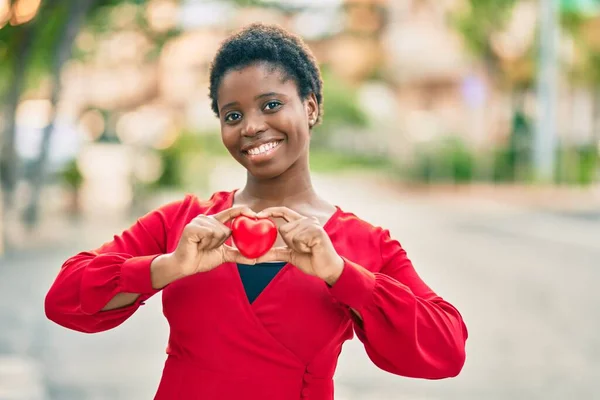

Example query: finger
[185,224,212,241]
[279,222,306,251]
[278,219,303,235]
[189,226,214,250]
[205,232,226,250]
[199,215,232,236]
[198,217,233,249]
[212,219,233,246]
[191,215,228,240]
[222,245,258,265]
[255,246,292,263]
[257,206,304,222]
[291,225,316,253]
[211,206,257,224]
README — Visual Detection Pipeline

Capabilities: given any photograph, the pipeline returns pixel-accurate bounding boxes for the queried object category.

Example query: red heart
[231,216,277,259]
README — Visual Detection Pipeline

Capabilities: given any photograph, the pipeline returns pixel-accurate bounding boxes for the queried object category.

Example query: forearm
[100,253,183,312]
[328,257,466,378]
[150,253,186,289]
[101,293,141,311]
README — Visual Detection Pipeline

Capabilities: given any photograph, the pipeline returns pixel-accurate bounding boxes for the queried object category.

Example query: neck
[239,156,316,206]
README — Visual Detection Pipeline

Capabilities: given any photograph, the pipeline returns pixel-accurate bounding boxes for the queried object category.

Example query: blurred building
[6,0,599,210]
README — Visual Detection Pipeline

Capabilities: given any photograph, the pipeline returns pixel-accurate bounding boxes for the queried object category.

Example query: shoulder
[330,208,386,252]
[331,208,405,270]
[147,190,235,225]
[334,208,385,236]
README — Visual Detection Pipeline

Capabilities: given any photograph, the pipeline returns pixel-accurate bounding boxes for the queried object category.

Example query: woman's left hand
[256,207,344,285]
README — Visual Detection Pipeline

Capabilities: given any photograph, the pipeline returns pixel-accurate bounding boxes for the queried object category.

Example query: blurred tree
[560,2,600,183]
[453,0,600,184]
[452,1,535,182]
[0,20,35,210]
[562,2,600,143]
[23,0,99,228]
[311,66,369,149]
[0,0,90,220]
[23,0,190,226]
[452,1,521,88]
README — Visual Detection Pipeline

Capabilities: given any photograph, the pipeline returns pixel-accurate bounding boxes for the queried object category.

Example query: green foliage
[25,2,71,87]
[309,148,393,173]
[400,135,598,186]
[490,146,534,182]
[58,158,84,189]
[311,66,369,147]
[0,1,75,95]
[451,1,536,88]
[0,25,18,95]
[451,0,518,59]
[405,136,476,183]
[489,105,535,181]
[154,132,226,189]
[561,8,600,86]
[555,143,599,185]
[320,67,369,126]
[490,142,599,185]
[560,0,600,14]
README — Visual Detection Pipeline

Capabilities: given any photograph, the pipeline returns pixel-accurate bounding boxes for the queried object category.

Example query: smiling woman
[218,65,313,178]
[210,25,322,181]
[44,23,468,400]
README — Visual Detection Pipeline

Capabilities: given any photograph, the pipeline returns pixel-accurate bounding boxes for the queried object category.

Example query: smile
[244,140,283,156]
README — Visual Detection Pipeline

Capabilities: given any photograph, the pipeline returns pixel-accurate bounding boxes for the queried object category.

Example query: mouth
[242,140,284,162]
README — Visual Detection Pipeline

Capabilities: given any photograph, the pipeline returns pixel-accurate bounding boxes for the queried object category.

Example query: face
[216,62,318,180]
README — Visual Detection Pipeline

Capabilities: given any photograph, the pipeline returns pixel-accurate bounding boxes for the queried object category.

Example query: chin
[241,157,291,180]
[247,165,287,180]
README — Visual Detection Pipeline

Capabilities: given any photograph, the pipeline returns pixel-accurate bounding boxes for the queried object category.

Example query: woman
[45,23,468,399]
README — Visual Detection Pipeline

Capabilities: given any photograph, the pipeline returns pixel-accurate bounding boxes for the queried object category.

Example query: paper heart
[231,216,277,259]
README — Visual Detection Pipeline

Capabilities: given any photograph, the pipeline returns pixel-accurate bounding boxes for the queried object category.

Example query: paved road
[1,167,599,399]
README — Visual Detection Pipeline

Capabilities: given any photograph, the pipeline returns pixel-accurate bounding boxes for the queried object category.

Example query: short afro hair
[209,23,323,125]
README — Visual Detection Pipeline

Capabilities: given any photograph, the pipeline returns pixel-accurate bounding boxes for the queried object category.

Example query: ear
[305,92,319,128]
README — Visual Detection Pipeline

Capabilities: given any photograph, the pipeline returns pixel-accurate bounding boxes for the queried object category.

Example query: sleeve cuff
[328,257,376,310]
[120,255,162,294]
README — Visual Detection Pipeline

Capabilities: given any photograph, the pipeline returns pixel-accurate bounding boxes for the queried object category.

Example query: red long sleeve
[45,197,187,334]
[329,229,468,379]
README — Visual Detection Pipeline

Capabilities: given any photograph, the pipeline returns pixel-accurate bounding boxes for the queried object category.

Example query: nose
[241,112,267,137]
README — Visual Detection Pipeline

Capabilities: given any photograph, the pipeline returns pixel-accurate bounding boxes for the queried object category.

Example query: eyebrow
[219,92,284,114]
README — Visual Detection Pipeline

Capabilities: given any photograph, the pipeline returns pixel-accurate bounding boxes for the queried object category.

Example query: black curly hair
[209,23,323,125]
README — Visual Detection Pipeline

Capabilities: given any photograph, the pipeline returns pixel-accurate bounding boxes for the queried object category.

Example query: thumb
[256,246,292,263]
[222,245,257,265]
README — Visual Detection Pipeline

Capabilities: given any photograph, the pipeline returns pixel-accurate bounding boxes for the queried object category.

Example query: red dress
[45,191,468,399]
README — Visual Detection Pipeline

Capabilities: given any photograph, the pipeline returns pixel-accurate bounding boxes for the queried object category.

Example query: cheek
[220,127,237,149]
[292,118,310,143]
[277,110,308,140]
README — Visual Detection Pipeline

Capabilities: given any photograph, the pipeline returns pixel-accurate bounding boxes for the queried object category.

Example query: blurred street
[0,168,599,400]
[2,1,600,399]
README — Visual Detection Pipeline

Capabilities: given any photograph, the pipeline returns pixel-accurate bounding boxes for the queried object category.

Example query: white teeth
[247,141,279,156]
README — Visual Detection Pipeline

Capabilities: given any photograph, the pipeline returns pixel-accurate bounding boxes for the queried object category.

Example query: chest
[162,262,350,363]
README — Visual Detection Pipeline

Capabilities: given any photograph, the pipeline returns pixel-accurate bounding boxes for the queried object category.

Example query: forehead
[217,63,299,105]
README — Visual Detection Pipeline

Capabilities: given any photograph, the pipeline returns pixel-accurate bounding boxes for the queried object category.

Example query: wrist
[150,253,186,289]
[322,256,344,286]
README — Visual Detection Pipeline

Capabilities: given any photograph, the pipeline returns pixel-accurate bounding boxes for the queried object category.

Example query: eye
[224,112,242,123]
[263,101,282,111]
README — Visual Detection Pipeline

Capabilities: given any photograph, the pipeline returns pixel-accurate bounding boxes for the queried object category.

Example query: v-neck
[237,261,287,304]
[223,189,342,308]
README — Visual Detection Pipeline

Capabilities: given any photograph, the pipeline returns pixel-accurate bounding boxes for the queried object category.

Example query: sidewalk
[390,181,600,213]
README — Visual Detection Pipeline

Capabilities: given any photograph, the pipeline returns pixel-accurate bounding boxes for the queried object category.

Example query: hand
[170,206,258,277]
[256,207,344,285]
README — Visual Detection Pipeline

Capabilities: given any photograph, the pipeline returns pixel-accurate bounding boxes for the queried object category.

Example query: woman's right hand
[169,206,257,276]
